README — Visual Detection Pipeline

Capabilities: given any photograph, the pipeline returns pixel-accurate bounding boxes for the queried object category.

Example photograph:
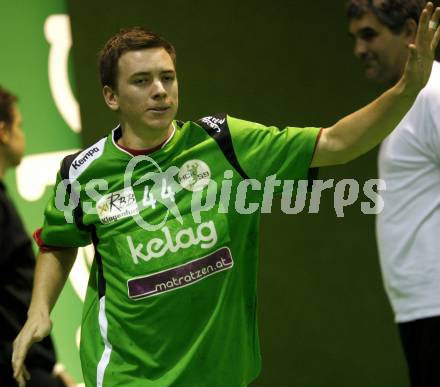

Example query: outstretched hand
[402,2,440,93]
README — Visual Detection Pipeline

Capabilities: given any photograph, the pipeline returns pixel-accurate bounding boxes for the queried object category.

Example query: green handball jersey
[40,114,321,387]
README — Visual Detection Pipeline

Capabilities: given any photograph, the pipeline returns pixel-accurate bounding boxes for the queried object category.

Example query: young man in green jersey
[12,4,440,386]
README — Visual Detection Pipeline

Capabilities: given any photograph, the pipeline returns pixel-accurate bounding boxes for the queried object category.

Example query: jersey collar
[112,123,176,157]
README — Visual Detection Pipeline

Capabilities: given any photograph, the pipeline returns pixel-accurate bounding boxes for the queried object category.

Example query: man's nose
[354,39,368,58]
[152,80,167,98]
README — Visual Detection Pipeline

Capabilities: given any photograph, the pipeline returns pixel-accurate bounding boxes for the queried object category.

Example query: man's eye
[360,31,377,41]
[134,78,148,84]
[163,76,175,82]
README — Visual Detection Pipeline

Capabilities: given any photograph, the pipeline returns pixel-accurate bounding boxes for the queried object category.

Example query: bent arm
[311,81,416,167]
[12,248,77,387]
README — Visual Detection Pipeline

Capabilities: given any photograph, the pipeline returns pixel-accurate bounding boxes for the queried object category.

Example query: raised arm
[12,248,77,387]
[311,3,440,167]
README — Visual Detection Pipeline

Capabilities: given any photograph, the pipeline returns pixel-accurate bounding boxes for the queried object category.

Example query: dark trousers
[398,315,440,387]
[0,365,65,387]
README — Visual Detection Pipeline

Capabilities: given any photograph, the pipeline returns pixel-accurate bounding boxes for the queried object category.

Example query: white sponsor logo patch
[68,137,106,181]
[178,160,211,192]
[127,220,218,264]
[200,116,225,133]
[97,187,139,224]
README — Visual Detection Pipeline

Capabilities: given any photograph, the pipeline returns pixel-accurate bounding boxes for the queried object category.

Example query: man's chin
[365,67,388,84]
[143,117,174,132]
[365,66,378,79]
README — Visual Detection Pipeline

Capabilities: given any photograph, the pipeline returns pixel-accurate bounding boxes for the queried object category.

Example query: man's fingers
[24,367,31,381]
[12,341,25,376]
[430,6,440,24]
[431,6,440,24]
[17,374,26,387]
[416,3,433,48]
[12,330,34,378]
[12,315,52,387]
[430,7,440,49]
[14,364,30,387]
[429,7,440,31]
[433,23,440,50]
[423,3,434,27]
[12,317,52,378]
[13,351,30,386]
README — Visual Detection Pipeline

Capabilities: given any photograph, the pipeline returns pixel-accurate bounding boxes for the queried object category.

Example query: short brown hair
[98,27,177,89]
[346,0,426,32]
[0,86,17,127]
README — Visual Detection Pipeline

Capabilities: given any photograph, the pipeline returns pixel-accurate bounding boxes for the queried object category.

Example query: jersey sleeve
[38,169,92,248]
[226,115,321,182]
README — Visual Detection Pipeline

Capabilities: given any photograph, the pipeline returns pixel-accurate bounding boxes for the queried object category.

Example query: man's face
[111,47,178,133]
[349,11,413,85]
[0,105,25,167]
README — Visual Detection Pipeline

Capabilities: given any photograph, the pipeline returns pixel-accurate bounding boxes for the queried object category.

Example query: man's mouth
[148,106,170,113]
[361,56,378,68]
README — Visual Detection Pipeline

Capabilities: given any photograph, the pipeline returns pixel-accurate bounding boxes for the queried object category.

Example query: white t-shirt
[376,61,440,323]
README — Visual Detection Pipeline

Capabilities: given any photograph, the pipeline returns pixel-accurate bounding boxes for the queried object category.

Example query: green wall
[0,1,85,382]
[66,0,439,386]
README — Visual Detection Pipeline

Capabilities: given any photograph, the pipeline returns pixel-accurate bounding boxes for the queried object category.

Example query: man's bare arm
[12,248,77,387]
[311,3,440,167]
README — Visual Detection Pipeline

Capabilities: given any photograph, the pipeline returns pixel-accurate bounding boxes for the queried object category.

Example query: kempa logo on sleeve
[68,137,106,181]
[97,186,139,224]
[178,160,211,192]
[72,147,100,170]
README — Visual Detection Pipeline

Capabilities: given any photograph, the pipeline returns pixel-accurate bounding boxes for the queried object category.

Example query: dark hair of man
[346,0,427,32]
[98,27,177,90]
[0,86,17,127]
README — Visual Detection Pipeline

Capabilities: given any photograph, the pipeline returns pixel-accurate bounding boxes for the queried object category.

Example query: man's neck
[118,122,174,150]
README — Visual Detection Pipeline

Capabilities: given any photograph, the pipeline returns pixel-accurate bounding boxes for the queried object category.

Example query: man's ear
[103,86,119,111]
[404,18,418,43]
[0,121,9,144]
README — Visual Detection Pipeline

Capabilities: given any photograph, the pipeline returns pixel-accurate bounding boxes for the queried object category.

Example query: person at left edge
[0,86,75,387]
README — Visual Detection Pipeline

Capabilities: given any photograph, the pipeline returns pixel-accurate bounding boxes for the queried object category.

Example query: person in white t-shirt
[347,1,440,386]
